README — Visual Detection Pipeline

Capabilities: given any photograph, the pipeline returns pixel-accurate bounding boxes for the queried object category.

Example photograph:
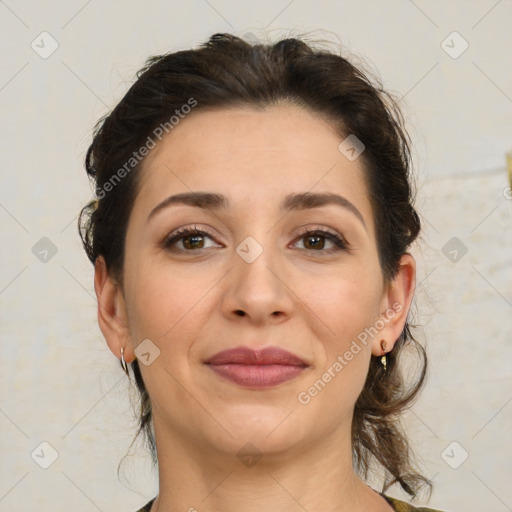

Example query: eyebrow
[147,191,367,230]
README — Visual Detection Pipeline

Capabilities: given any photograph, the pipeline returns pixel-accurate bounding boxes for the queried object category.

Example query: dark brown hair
[79,32,430,498]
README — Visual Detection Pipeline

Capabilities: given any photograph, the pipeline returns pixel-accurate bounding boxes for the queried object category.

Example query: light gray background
[1,1,511,511]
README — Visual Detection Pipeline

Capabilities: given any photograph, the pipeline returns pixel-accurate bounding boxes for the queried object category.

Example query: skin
[94,104,415,512]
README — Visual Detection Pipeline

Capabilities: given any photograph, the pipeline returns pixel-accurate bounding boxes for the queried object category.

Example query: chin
[202,404,308,456]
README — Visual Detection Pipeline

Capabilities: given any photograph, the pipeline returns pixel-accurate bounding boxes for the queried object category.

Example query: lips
[205,346,307,366]
[204,346,308,388]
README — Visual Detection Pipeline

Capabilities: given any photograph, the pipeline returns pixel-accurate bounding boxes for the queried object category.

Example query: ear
[371,253,416,356]
[94,256,135,363]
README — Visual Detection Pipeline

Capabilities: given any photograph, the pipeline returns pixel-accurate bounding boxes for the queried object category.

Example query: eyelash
[162,225,349,254]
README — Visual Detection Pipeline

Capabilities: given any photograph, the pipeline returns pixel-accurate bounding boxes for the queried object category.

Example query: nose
[220,234,294,324]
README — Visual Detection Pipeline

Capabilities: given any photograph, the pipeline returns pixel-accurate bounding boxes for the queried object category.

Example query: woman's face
[98,103,414,460]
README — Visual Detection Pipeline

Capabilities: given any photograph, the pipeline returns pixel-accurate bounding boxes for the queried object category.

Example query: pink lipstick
[204,346,308,388]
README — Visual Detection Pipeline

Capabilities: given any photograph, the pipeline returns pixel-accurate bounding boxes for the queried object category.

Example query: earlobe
[371,253,416,356]
[94,256,135,363]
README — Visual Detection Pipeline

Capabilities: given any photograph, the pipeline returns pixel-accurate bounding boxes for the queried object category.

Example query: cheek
[304,267,381,339]
[124,264,212,403]
[123,216,197,339]
[297,274,379,418]
[125,256,213,341]
[300,268,380,392]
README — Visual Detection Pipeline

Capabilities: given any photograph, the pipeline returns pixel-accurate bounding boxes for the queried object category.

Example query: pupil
[307,235,323,250]
[185,235,203,249]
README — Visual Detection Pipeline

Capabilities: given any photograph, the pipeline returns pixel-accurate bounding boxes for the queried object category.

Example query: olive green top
[136,494,445,511]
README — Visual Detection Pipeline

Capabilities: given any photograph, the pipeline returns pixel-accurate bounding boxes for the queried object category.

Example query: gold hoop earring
[120,347,129,375]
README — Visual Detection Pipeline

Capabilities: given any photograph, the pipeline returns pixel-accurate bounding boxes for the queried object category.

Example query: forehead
[145,104,346,172]
[135,104,373,227]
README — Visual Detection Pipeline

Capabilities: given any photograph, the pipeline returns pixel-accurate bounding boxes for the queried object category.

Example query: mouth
[204,346,309,389]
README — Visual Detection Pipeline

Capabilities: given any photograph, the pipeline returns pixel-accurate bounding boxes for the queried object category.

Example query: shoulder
[382,494,447,512]
[135,497,155,512]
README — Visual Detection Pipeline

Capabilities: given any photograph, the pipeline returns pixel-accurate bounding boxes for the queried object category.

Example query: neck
[148,416,392,512]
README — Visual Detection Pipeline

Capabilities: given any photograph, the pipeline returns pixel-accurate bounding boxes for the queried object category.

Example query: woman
[79,33,446,512]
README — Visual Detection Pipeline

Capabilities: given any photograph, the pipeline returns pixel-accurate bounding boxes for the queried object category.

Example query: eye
[292,226,349,254]
[162,226,219,251]
[162,225,349,254]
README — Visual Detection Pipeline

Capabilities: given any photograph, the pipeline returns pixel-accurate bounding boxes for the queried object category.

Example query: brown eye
[163,226,218,251]
[293,228,349,253]
[162,226,349,255]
